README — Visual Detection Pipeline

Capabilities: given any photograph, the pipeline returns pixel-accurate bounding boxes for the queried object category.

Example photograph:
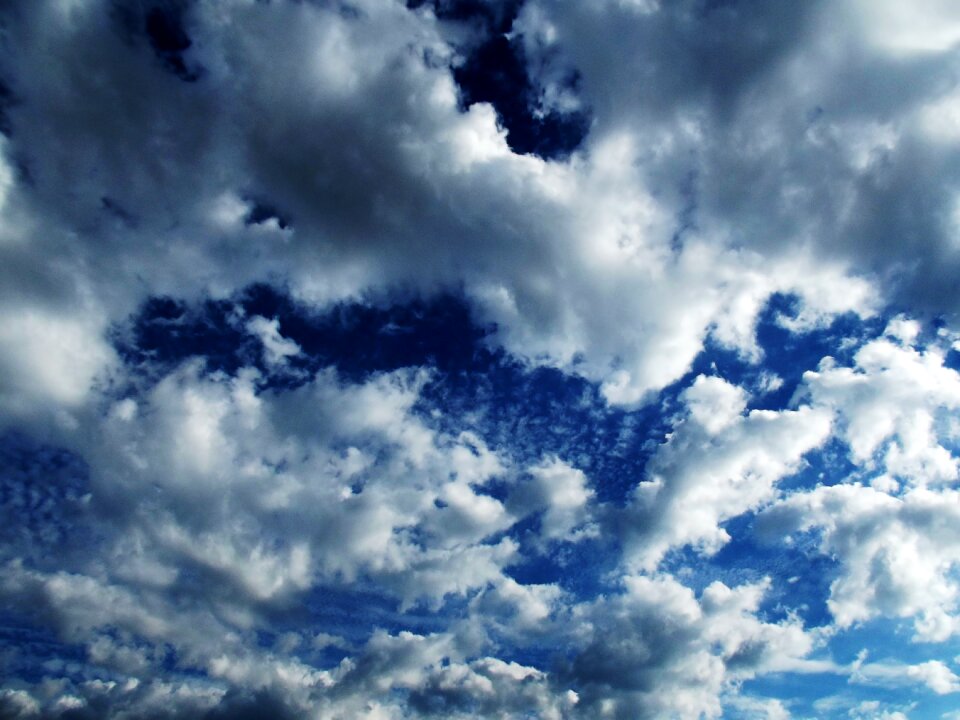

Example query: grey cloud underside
[519,0,960,313]
[0,0,886,415]
[2,0,960,718]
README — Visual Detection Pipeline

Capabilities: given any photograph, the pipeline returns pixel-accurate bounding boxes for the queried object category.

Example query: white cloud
[622,385,832,570]
[83,363,526,606]
[0,0,891,439]
[750,327,960,639]
[800,336,960,486]
[682,375,748,436]
[564,574,827,719]
[246,315,301,367]
[885,315,922,346]
[507,456,596,544]
[847,702,912,720]
[848,0,960,54]
[516,0,960,324]
[853,655,960,695]
[3,0,960,715]
[0,304,116,424]
[722,694,792,720]
[760,483,960,641]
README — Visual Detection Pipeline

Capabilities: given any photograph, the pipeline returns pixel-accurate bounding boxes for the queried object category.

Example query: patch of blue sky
[658,513,837,630]
[420,357,669,506]
[914,693,960,719]
[738,672,862,720]
[301,584,457,642]
[0,432,91,564]
[113,286,489,390]
[111,0,203,83]
[777,437,860,494]
[743,656,953,720]
[828,616,960,669]
[505,533,620,598]
[0,615,88,684]
[114,287,672,507]
[419,0,591,161]
[749,293,888,410]
[946,342,960,373]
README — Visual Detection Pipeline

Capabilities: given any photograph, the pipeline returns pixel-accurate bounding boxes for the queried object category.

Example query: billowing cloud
[1,0,960,717]
[621,375,832,570]
[561,574,831,719]
[759,330,960,641]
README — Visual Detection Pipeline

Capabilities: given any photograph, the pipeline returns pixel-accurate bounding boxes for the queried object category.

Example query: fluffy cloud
[516,0,960,318]
[800,330,960,488]
[0,358,574,717]
[561,574,828,719]
[621,375,832,570]
[245,315,301,367]
[759,332,960,640]
[507,456,596,544]
[78,362,527,606]
[0,348,848,718]
[2,0,960,716]
[760,483,960,641]
[852,656,960,695]
[0,0,883,428]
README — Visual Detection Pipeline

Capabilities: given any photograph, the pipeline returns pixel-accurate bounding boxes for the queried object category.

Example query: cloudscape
[2,1,960,717]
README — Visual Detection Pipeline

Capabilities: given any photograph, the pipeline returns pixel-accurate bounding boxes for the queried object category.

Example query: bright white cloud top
[1,1,960,718]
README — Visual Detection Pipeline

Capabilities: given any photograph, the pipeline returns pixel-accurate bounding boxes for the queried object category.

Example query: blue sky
[2,1,960,718]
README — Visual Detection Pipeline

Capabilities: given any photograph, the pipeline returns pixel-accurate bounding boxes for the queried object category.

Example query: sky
[2,0,960,718]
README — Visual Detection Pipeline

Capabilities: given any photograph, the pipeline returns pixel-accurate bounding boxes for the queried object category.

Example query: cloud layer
[2,0,960,717]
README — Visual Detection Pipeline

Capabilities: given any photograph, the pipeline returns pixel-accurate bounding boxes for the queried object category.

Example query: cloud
[759,482,960,641]
[758,331,960,640]
[721,694,792,720]
[0,359,545,716]
[561,574,828,719]
[507,456,596,544]
[517,0,960,321]
[799,333,960,487]
[0,0,885,430]
[846,702,912,720]
[245,315,301,367]
[1,0,960,717]
[74,362,526,606]
[0,341,850,718]
[852,656,960,695]
[620,375,832,570]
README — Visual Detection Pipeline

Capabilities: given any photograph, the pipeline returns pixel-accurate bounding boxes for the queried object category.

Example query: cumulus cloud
[516,0,960,318]
[507,456,596,544]
[759,483,960,641]
[0,347,851,717]
[0,361,542,713]
[621,375,832,570]
[561,574,829,719]
[759,332,960,640]
[245,315,301,367]
[800,334,960,487]
[721,694,792,720]
[846,702,912,720]
[2,0,960,716]
[852,655,960,695]
[76,362,528,606]
[0,0,885,426]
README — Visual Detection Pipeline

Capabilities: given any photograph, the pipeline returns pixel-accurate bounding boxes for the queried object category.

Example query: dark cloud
[201,689,300,720]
